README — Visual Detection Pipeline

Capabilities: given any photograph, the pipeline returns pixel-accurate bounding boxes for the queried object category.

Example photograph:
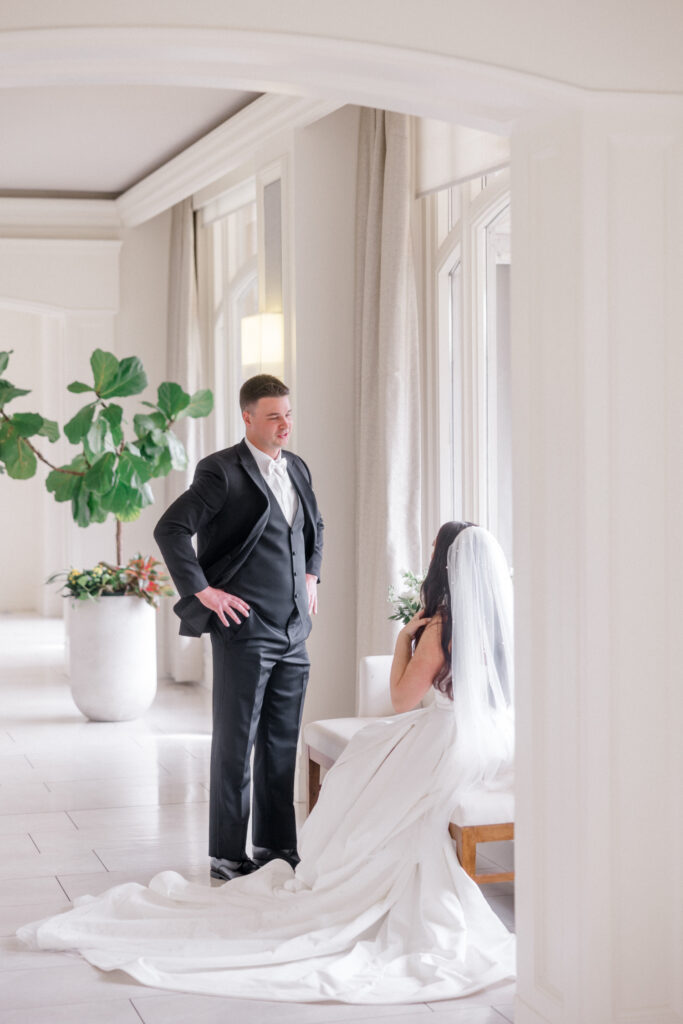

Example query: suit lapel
[236,439,270,548]
[286,456,315,525]
[237,438,269,498]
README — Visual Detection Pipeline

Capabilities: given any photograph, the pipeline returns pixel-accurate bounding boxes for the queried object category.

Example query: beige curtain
[164,198,207,683]
[355,110,422,664]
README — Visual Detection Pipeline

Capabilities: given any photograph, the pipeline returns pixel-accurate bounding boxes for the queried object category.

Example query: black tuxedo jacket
[154,439,324,637]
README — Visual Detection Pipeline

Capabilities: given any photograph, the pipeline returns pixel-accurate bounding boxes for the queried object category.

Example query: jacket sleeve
[298,456,324,581]
[153,457,227,598]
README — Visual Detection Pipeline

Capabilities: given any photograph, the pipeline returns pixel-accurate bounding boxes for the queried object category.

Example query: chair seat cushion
[450,788,515,827]
[303,717,376,764]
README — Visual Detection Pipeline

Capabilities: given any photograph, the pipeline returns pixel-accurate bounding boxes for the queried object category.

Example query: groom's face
[243,396,293,456]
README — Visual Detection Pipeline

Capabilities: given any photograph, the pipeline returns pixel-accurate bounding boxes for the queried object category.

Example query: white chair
[303,655,514,884]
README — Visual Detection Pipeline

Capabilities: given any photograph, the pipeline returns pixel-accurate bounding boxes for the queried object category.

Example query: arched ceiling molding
[5,27,680,230]
[0,26,580,133]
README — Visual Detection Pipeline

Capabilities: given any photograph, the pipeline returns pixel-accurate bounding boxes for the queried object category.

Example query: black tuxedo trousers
[209,619,309,860]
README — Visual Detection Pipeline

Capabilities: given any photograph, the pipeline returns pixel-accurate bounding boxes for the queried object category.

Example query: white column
[512,98,683,1024]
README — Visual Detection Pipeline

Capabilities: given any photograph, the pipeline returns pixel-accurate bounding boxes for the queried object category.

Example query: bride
[18,522,516,1004]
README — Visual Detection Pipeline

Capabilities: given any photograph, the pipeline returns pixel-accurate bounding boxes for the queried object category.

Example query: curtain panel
[354,109,422,664]
[163,198,208,683]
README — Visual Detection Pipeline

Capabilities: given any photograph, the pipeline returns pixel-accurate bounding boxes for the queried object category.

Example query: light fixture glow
[241,313,284,371]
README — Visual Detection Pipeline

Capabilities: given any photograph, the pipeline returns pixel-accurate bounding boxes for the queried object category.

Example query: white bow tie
[267,458,288,481]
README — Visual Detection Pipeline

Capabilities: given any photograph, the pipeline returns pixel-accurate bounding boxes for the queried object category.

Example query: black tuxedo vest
[226,488,309,641]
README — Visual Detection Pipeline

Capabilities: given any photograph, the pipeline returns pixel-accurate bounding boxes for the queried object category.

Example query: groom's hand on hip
[195,586,250,629]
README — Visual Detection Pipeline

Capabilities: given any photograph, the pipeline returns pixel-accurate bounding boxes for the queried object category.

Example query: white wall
[113,208,172,567]
[0,213,172,652]
[114,210,173,676]
[291,106,360,723]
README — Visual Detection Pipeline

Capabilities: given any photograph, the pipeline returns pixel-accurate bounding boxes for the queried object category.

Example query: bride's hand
[401,609,432,640]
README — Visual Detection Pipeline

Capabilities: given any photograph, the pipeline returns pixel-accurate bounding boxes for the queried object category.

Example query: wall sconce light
[240,313,284,371]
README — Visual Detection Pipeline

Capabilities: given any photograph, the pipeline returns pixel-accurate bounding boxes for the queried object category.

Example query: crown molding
[0,197,121,236]
[116,93,341,227]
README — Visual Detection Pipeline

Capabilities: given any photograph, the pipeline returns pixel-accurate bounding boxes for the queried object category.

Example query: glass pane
[485,203,512,564]
[449,260,463,519]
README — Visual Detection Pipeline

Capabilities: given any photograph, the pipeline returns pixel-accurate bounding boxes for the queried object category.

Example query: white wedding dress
[19,526,516,1004]
[18,692,515,1004]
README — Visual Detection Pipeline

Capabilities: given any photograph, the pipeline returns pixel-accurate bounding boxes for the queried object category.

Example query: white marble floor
[0,614,515,1024]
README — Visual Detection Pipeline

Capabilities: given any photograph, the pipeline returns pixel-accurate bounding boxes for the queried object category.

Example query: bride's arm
[390,612,446,714]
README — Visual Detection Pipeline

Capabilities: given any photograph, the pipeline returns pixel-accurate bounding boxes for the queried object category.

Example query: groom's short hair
[239,374,290,411]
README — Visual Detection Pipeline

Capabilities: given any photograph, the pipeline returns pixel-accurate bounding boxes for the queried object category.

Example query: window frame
[422,170,511,552]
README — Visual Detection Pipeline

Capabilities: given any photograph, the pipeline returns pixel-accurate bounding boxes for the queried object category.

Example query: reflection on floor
[0,615,515,1024]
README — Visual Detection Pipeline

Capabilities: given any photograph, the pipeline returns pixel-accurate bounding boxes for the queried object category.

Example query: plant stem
[116,519,122,566]
[0,410,84,475]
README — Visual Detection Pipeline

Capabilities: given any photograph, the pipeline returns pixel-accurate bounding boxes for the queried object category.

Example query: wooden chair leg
[308,756,321,813]
[451,824,477,878]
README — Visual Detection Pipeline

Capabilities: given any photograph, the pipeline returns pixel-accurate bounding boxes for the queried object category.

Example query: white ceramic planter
[68,595,157,722]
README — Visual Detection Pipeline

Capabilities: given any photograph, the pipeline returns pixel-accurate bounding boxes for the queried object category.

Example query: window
[427,170,512,563]
[196,165,288,448]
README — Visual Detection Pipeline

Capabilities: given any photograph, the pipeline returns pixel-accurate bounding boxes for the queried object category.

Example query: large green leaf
[84,451,116,494]
[100,480,142,521]
[0,351,11,375]
[133,411,166,437]
[67,381,94,394]
[138,481,154,507]
[150,447,172,478]
[179,388,214,420]
[87,492,109,523]
[64,402,96,444]
[101,356,147,399]
[72,481,91,527]
[46,465,83,502]
[45,454,88,503]
[157,382,190,420]
[3,435,37,479]
[90,350,120,396]
[116,505,142,523]
[84,417,116,460]
[38,418,59,443]
[0,380,30,407]
[163,429,187,471]
[118,448,152,487]
[100,404,123,446]
[10,412,44,438]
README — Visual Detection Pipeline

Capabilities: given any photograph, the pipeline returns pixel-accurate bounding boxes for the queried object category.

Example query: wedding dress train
[18,691,515,1004]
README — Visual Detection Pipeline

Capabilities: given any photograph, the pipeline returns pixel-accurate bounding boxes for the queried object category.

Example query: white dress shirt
[245,437,300,527]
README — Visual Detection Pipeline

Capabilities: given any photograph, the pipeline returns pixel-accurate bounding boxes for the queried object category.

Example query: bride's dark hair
[415,520,474,697]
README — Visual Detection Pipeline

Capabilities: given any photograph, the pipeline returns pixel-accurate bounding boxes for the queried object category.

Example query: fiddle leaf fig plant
[0,348,213,563]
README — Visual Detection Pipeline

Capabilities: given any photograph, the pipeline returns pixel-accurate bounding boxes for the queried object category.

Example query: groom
[154,375,324,881]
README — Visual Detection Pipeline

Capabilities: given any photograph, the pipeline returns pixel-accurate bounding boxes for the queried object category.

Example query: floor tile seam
[128,996,435,1023]
[129,995,146,1022]
[54,875,72,902]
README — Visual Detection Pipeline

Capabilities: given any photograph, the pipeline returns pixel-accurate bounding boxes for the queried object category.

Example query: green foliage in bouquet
[0,348,213,562]
[388,569,426,625]
[48,555,174,609]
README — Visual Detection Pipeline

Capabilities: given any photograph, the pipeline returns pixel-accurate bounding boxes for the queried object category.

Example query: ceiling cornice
[0,197,120,235]
[0,93,341,233]
[115,93,340,227]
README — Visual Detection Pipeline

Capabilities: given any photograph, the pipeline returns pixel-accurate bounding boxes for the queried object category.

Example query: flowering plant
[48,555,174,608]
[388,569,425,625]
